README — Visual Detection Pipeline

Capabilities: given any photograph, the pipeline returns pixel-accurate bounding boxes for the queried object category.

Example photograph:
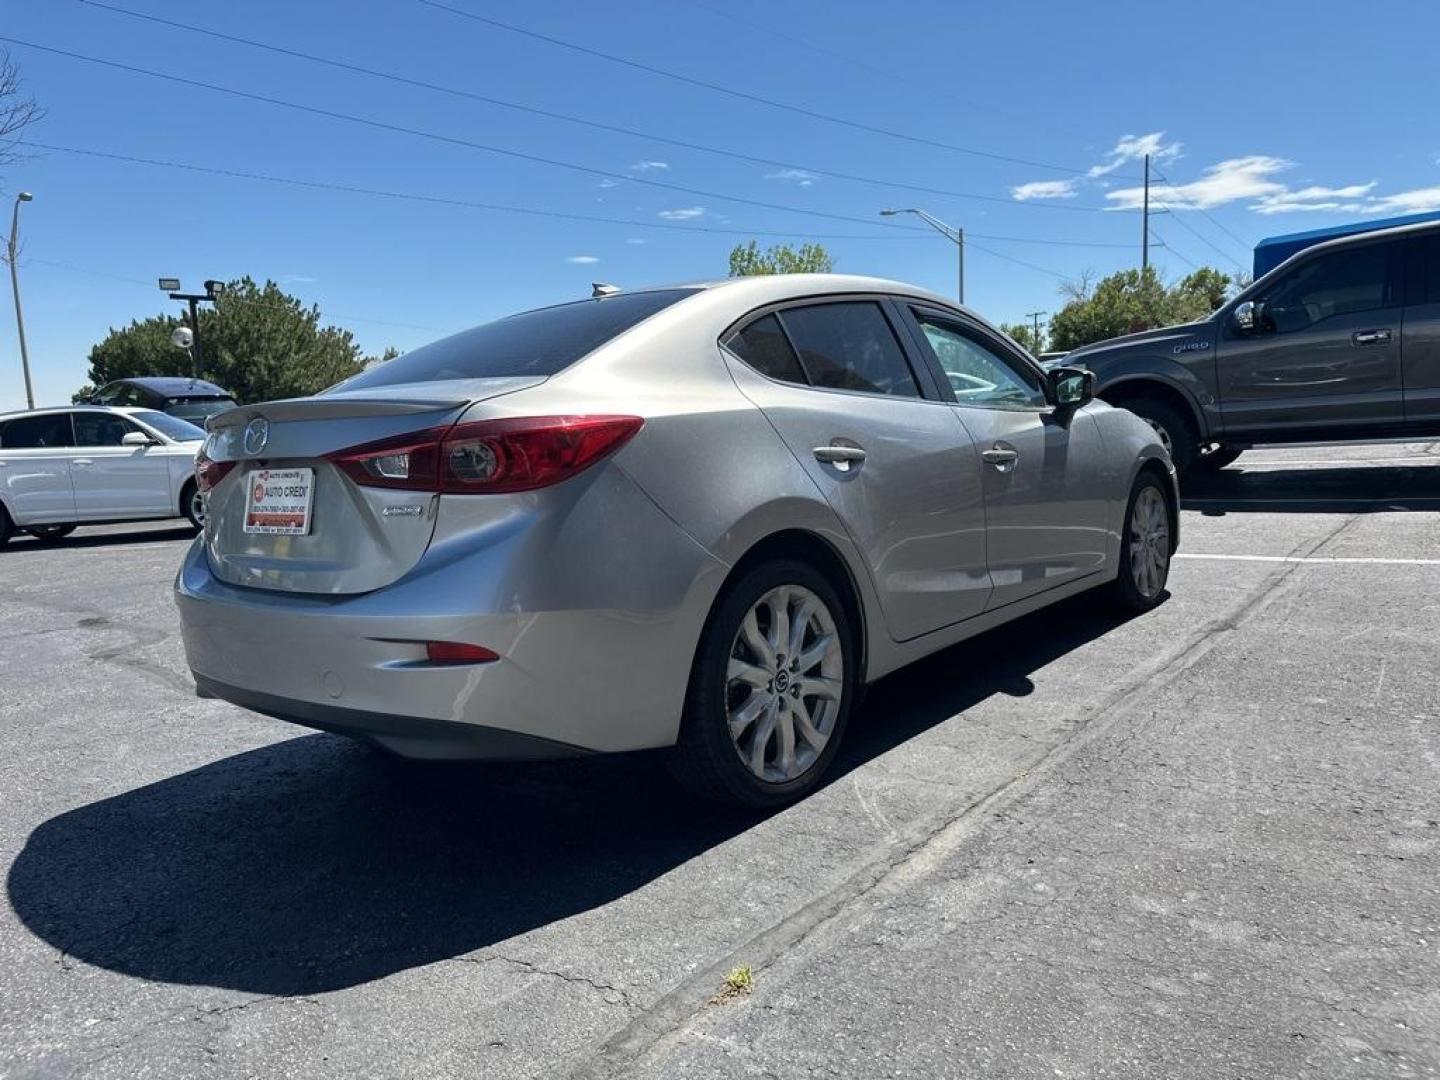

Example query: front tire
[1123,395,1198,477]
[668,559,855,809]
[1107,473,1174,613]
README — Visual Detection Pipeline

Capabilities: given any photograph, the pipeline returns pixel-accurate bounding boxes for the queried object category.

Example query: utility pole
[158,278,224,380]
[1141,153,1150,273]
[7,192,35,410]
[1024,310,1048,353]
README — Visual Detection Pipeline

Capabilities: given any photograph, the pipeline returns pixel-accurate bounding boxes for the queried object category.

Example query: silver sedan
[176,275,1176,807]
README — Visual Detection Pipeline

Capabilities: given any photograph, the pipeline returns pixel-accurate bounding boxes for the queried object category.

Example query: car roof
[0,404,154,421]
[103,376,231,396]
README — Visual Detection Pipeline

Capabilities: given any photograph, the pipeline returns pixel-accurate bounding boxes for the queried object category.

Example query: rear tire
[668,559,856,809]
[181,479,204,531]
[0,504,13,546]
[26,524,77,541]
[1106,472,1174,613]
[1122,395,1198,477]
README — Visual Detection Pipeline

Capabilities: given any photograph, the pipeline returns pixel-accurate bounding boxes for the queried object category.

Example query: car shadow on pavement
[1182,459,1440,514]
[2,526,199,551]
[6,593,1139,996]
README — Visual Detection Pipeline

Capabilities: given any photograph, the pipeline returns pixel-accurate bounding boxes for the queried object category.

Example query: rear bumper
[175,464,729,756]
[193,674,588,760]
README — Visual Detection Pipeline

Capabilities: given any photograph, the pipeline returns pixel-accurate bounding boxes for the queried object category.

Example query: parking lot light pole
[881,207,964,304]
[7,191,35,410]
[159,277,224,380]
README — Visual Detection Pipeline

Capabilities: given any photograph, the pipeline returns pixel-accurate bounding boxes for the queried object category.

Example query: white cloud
[624,238,646,245]
[630,160,669,172]
[1088,132,1181,178]
[1363,185,1440,214]
[565,255,600,264]
[597,178,618,189]
[765,168,818,187]
[1250,182,1378,214]
[658,206,705,220]
[1106,156,1292,210]
[1011,179,1077,201]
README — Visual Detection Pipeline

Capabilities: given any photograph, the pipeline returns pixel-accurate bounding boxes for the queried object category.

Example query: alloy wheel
[1144,417,1174,457]
[1129,485,1171,599]
[190,487,206,526]
[725,584,844,784]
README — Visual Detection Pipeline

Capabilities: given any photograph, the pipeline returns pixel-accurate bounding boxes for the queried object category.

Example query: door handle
[981,446,1019,467]
[71,459,94,467]
[1352,328,1392,345]
[812,444,867,470]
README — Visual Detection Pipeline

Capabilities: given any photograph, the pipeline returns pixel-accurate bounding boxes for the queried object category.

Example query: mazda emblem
[242,417,270,456]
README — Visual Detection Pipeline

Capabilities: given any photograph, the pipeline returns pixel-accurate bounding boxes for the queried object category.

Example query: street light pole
[7,191,35,410]
[880,207,965,304]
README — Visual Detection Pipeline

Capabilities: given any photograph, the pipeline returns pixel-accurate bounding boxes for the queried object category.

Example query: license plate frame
[242,467,315,535]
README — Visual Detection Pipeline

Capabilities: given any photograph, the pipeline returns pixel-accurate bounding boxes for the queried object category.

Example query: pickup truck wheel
[1191,444,1244,473]
[1123,396,1197,476]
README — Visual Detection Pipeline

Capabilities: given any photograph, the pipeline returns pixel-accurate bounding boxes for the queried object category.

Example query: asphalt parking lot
[2,441,1437,1080]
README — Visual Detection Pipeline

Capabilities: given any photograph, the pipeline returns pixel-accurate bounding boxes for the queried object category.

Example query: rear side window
[1264,242,1397,333]
[132,410,207,441]
[337,289,699,390]
[723,313,806,383]
[778,302,920,398]
[1404,233,1440,305]
[0,413,75,449]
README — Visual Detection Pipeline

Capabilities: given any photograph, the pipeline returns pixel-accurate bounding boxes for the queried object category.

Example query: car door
[1216,238,1405,437]
[0,413,78,525]
[897,305,1111,611]
[1401,231,1440,425]
[70,411,174,518]
[722,298,992,642]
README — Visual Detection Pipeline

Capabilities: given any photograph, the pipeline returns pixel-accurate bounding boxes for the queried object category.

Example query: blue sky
[2,0,1438,411]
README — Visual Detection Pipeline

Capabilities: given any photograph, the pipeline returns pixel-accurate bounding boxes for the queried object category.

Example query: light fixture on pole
[881,207,964,304]
[159,276,224,380]
[7,191,35,409]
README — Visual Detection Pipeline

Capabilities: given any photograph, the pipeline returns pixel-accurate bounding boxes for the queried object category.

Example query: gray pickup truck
[1061,219,1440,475]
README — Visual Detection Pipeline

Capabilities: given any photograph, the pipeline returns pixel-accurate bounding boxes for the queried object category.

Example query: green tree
[728,241,835,276]
[999,321,1045,355]
[78,277,393,403]
[1047,265,1234,352]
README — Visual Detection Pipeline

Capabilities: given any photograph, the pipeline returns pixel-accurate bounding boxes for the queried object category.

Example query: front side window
[338,288,700,390]
[73,412,141,447]
[1262,243,1395,333]
[777,302,920,398]
[911,312,1048,409]
[723,313,806,384]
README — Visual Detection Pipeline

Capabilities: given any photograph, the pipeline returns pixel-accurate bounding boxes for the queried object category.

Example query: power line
[0,35,945,235]
[965,241,1070,281]
[416,0,1113,178]
[1150,166,1254,262]
[1148,230,1197,271]
[23,140,1134,252]
[19,141,930,242]
[1154,204,1248,273]
[77,0,1107,215]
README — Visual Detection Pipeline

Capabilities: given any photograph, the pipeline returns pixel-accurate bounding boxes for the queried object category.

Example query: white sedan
[0,405,206,543]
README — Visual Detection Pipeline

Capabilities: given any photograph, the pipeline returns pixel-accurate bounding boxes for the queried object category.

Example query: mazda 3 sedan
[176,275,1177,807]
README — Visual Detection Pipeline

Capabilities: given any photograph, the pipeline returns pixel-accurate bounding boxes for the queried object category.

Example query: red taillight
[425,641,499,665]
[196,450,236,493]
[327,416,643,494]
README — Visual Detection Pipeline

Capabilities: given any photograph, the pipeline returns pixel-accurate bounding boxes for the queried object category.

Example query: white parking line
[1176,553,1440,566]
[1184,497,1440,506]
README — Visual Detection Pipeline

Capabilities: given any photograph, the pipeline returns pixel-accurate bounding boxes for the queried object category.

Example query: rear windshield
[165,397,236,422]
[338,289,699,390]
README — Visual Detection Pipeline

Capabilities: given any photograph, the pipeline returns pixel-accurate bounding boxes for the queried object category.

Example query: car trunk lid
[202,377,544,594]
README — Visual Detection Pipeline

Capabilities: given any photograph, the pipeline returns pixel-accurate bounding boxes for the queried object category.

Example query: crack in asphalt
[565,511,1365,1080]
[452,954,638,1011]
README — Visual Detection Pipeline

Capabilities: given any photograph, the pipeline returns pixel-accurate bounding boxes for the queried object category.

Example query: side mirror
[1233,299,1264,334]
[121,431,154,447]
[1049,366,1095,409]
